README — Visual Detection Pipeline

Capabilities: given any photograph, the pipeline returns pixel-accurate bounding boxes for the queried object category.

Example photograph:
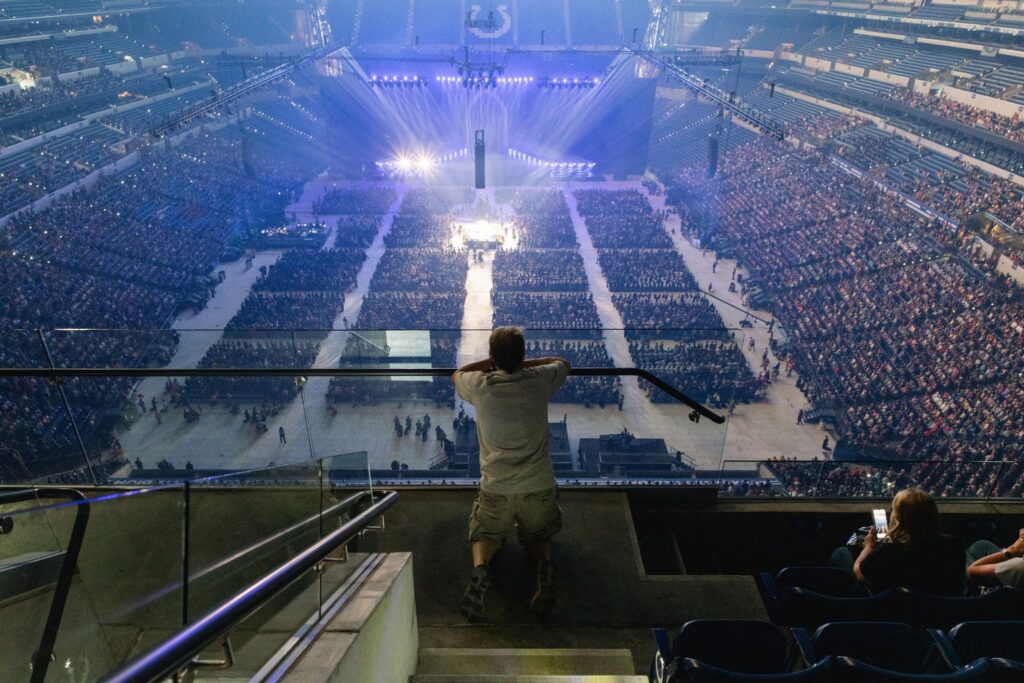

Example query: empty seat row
[758,567,1024,630]
[651,619,1024,682]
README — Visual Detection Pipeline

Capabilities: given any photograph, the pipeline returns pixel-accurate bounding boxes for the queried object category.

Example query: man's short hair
[489,327,525,373]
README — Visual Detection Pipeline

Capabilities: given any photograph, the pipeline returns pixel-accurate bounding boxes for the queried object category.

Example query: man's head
[489,327,525,373]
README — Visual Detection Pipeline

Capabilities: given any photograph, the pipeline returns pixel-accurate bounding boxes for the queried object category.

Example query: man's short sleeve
[454,371,483,404]
[995,557,1024,587]
[541,360,570,398]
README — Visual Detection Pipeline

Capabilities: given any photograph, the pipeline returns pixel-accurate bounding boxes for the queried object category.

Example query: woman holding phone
[851,488,965,595]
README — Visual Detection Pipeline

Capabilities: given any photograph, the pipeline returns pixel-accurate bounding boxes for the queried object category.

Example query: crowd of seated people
[762,456,1024,499]
[369,248,467,291]
[0,72,119,119]
[501,189,578,248]
[666,136,1024,465]
[332,215,384,248]
[183,340,318,406]
[630,340,759,406]
[829,116,1024,240]
[524,339,621,407]
[492,248,588,291]
[311,185,395,215]
[883,89,1024,143]
[598,249,699,291]
[493,292,603,339]
[226,291,344,334]
[252,249,365,293]
[615,293,731,342]
[574,189,674,249]
[0,120,324,479]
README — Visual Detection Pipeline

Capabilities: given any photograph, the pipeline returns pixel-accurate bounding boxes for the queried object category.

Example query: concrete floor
[114,176,828,475]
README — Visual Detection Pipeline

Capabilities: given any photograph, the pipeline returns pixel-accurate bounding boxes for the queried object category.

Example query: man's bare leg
[472,539,499,567]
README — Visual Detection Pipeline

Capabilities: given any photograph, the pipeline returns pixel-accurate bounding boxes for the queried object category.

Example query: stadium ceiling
[148,44,783,141]
[636,50,787,141]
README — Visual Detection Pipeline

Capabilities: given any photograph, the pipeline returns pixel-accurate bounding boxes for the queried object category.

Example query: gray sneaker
[530,559,557,615]
[460,564,492,622]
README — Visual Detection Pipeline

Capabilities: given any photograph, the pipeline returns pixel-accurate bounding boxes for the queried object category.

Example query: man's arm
[522,357,571,370]
[453,358,492,381]
[968,529,1024,586]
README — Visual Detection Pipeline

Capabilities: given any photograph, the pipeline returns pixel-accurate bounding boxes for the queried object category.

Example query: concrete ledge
[283,552,418,683]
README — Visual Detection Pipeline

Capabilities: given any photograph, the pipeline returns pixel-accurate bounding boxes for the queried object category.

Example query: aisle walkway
[639,182,826,461]
[562,186,649,413]
[121,249,281,440]
[456,251,495,369]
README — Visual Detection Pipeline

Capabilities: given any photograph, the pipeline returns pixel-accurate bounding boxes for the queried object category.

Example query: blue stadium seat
[651,620,790,682]
[667,657,837,682]
[760,567,867,599]
[771,587,1024,629]
[940,621,1024,668]
[830,656,992,682]
[793,622,952,674]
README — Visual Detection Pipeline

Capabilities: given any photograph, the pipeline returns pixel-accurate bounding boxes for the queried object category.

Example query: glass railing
[0,455,374,680]
[0,326,746,485]
[2,326,1019,500]
[717,459,1024,500]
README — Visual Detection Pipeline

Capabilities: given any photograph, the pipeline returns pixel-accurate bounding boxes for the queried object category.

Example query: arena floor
[114,174,827,475]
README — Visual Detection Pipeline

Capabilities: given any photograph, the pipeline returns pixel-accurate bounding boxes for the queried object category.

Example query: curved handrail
[100,489,399,683]
[0,366,725,423]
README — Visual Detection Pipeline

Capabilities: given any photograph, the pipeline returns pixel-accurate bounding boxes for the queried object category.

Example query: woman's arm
[853,525,879,583]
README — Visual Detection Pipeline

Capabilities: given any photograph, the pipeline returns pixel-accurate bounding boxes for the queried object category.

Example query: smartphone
[872,509,888,539]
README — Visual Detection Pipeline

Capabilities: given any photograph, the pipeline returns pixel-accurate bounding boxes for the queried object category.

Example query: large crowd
[312,185,396,215]
[883,89,1024,144]
[630,341,759,406]
[0,112,324,480]
[492,248,588,291]
[760,456,1024,499]
[666,135,1024,470]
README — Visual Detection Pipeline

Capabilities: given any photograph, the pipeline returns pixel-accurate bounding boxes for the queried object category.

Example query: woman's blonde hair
[887,487,940,544]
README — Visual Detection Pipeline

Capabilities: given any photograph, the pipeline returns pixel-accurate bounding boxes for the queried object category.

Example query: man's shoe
[460,564,491,622]
[530,559,557,615]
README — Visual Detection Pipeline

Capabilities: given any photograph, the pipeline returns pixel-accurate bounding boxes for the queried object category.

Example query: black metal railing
[0,366,725,424]
[100,489,399,683]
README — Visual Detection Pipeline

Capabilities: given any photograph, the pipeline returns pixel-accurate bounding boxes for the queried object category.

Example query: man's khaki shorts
[468,486,562,546]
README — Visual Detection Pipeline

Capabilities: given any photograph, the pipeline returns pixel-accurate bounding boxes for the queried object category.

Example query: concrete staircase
[411,648,647,682]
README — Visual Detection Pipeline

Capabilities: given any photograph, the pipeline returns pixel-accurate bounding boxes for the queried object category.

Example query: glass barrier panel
[0,325,828,490]
[0,489,108,682]
[317,452,375,613]
[1,486,185,679]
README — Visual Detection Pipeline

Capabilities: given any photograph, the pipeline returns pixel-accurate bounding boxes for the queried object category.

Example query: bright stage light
[415,156,434,172]
[396,156,413,171]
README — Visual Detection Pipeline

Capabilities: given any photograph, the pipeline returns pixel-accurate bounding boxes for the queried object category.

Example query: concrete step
[411,677,648,683]
[415,648,636,677]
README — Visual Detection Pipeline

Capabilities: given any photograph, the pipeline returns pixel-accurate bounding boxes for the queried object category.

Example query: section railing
[0,366,725,424]
[0,487,89,683]
[100,489,398,683]
[718,459,1024,501]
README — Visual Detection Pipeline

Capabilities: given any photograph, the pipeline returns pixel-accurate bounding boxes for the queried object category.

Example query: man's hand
[453,358,493,380]
[1008,528,1024,557]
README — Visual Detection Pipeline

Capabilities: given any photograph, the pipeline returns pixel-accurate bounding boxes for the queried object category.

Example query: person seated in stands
[845,487,965,595]
[967,528,1024,588]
